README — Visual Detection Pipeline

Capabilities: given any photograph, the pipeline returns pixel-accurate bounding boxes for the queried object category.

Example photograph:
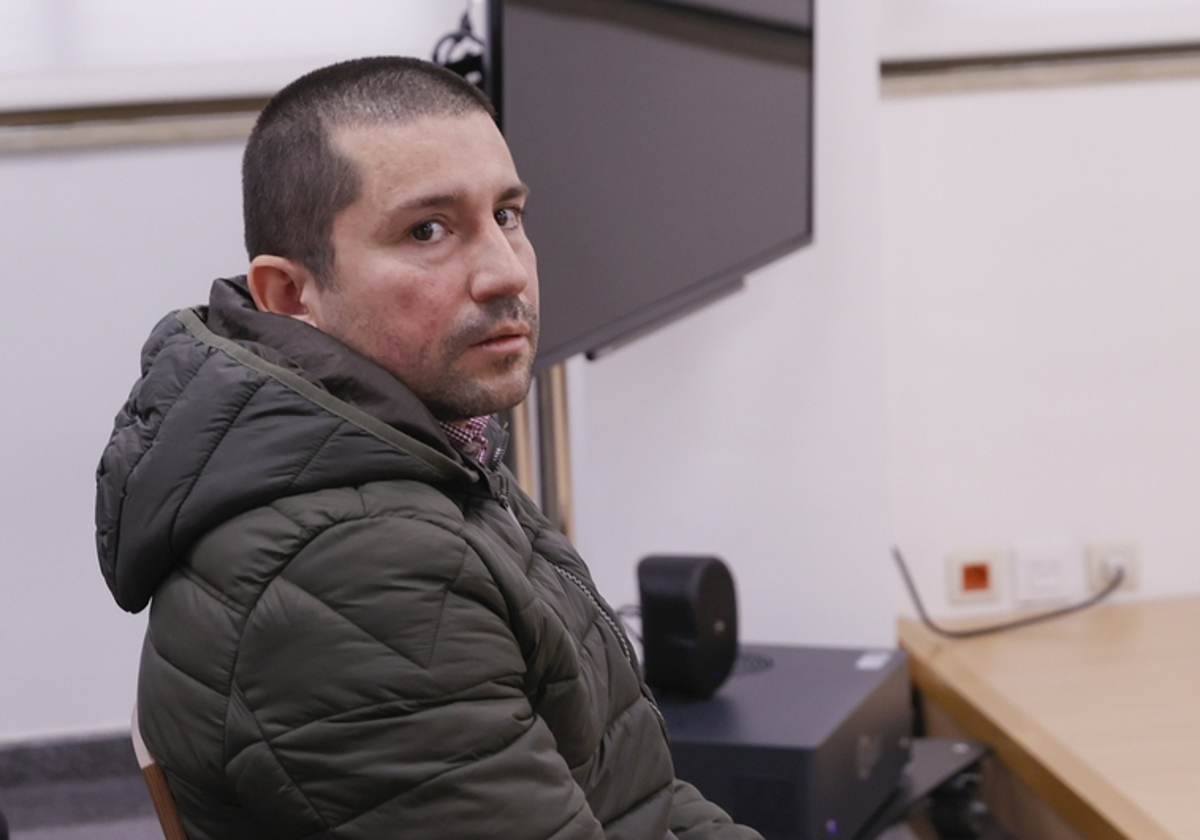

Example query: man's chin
[423,366,534,422]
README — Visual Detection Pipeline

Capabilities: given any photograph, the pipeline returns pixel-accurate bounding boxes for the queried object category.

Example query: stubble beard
[415,296,540,422]
[320,292,539,422]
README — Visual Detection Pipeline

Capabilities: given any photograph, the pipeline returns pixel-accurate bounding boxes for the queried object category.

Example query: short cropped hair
[243,56,495,287]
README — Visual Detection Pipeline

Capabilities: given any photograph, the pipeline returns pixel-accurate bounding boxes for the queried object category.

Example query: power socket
[946,549,1004,606]
[1086,540,1140,594]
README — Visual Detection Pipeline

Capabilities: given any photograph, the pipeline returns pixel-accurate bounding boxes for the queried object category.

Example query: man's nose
[469,220,532,301]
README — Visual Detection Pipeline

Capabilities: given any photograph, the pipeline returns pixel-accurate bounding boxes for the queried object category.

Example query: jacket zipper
[484,466,668,735]
[494,472,522,528]
[550,564,668,735]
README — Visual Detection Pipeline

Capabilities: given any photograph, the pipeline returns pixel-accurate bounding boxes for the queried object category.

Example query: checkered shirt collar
[438,415,492,464]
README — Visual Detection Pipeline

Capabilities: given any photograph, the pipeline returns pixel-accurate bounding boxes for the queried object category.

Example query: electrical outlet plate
[946,549,1004,605]
[1013,538,1086,608]
[1086,540,1140,594]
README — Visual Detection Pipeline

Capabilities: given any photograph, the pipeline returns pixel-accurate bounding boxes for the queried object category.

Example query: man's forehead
[331,113,518,193]
[330,112,505,158]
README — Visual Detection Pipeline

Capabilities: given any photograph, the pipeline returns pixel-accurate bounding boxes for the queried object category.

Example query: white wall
[1,0,483,109]
[881,76,1200,617]
[877,0,1200,617]
[571,0,897,649]
[0,141,244,742]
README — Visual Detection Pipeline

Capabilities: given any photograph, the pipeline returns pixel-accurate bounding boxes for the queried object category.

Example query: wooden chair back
[131,706,189,840]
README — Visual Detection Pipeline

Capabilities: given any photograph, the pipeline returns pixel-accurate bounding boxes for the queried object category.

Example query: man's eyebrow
[391,190,468,213]
[381,183,530,226]
[499,183,531,203]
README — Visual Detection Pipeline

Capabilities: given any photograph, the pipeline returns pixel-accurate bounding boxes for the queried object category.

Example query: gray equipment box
[657,644,912,840]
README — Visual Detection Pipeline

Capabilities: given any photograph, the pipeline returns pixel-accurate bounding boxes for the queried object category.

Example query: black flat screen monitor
[497,0,814,369]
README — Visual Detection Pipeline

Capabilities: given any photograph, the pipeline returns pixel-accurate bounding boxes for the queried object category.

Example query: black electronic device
[638,555,738,697]
[432,9,489,91]
[498,0,814,367]
[658,644,913,840]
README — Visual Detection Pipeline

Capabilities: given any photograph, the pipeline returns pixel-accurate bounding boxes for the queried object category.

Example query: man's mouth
[453,298,539,358]
[470,323,530,352]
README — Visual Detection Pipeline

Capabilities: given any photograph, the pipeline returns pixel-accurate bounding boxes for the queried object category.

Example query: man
[96,57,760,840]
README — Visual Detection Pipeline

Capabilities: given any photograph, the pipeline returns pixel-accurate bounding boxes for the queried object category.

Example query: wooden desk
[899,596,1200,840]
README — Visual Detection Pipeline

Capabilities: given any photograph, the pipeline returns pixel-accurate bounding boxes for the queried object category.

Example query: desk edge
[898,617,1175,840]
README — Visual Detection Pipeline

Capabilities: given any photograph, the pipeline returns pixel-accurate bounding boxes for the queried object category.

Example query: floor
[11,816,161,840]
[0,776,160,839]
[0,735,161,840]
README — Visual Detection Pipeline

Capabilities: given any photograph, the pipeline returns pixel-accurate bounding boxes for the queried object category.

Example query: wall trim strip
[882,42,1200,97]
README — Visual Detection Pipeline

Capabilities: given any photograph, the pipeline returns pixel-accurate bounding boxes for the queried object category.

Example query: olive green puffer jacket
[96,278,760,840]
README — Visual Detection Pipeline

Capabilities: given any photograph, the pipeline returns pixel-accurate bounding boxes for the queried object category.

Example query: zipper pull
[497,472,511,509]
[496,472,521,527]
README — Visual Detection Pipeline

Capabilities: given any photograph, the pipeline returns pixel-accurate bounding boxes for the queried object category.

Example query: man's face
[305,112,539,421]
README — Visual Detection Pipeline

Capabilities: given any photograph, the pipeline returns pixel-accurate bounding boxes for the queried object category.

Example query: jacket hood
[96,277,483,613]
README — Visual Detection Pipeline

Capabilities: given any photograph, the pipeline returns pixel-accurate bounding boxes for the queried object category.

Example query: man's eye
[495,207,522,229]
[411,221,446,242]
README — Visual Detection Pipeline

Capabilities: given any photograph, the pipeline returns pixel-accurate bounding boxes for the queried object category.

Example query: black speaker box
[638,555,738,697]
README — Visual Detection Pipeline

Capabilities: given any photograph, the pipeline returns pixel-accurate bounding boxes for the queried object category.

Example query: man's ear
[247,255,322,326]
